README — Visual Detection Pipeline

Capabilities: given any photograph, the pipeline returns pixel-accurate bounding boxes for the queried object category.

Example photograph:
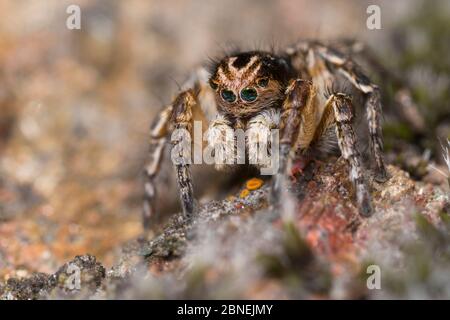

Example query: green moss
[383,123,415,142]
[383,1,450,155]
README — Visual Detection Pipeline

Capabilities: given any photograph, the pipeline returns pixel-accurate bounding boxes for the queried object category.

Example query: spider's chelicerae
[142,40,390,229]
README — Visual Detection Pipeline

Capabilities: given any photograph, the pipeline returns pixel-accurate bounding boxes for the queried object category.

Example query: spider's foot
[373,166,390,183]
[181,198,198,218]
[357,188,374,218]
[359,199,374,217]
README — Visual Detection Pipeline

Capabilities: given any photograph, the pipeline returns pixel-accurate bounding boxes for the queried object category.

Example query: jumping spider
[143,40,390,229]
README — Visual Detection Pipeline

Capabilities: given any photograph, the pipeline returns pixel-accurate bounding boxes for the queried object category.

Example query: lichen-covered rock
[101,159,449,299]
[0,255,105,300]
[49,255,106,298]
[0,273,51,300]
[1,158,448,299]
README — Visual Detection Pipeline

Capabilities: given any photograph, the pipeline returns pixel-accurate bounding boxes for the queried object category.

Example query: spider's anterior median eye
[257,78,269,88]
[221,89,237,103]
[240,87,258,102]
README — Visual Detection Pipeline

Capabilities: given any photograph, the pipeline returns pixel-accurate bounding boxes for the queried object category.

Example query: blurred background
[0,0,449,280]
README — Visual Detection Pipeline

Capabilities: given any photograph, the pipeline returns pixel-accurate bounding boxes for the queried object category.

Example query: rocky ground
[1,158,448,299]
[1,0,449,300]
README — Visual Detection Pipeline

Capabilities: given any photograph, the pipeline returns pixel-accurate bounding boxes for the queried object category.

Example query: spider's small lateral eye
[257,78,269,88]
[209,80,219,90]
[240,87,258,102]
[221,89,237,103]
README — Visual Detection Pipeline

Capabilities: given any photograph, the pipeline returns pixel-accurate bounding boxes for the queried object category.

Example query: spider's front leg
[170,90,198,217]
[271,79,313,204]
[314,93,373,216]
[330,93,373,216]
[143,89,198,229]
[314,43,389,182]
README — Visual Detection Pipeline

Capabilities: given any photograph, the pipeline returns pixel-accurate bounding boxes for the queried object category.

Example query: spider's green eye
[221,89,236,103]
[209,80,218,90]
[240,87,258,102]
[257,78,269,88]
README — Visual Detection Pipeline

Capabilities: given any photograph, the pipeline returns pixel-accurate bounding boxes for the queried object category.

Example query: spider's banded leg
[171,90,197,217]
[330,93,373,217]
[364,85,388,182]
[350,43,425,134]
[271,79,313,203]
[143,105,173,229]
[317,45,389,182]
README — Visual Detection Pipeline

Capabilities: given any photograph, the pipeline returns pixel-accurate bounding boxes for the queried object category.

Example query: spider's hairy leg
[142,66,216,229]
[142,90,197,228]
[271,79,313,204]
[171,90,197,218]
[330,93,373,217]
[143,105,173,229]
[345,41,425,134]
[365,86,389,183]
[317,45,389,182]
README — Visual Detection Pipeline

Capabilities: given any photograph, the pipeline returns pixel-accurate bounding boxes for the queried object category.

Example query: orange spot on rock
[246,178,264,190]
[240,189,250,198]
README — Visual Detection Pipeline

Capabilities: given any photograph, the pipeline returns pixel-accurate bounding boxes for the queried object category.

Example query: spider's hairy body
[209,51,291,118]
[142,40,390,229]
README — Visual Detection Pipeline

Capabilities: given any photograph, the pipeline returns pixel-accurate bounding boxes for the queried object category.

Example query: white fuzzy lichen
[443,139,450,175]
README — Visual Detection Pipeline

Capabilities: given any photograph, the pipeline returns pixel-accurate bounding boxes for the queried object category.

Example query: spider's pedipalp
[206,114,235,171]
[246,108,280,168]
